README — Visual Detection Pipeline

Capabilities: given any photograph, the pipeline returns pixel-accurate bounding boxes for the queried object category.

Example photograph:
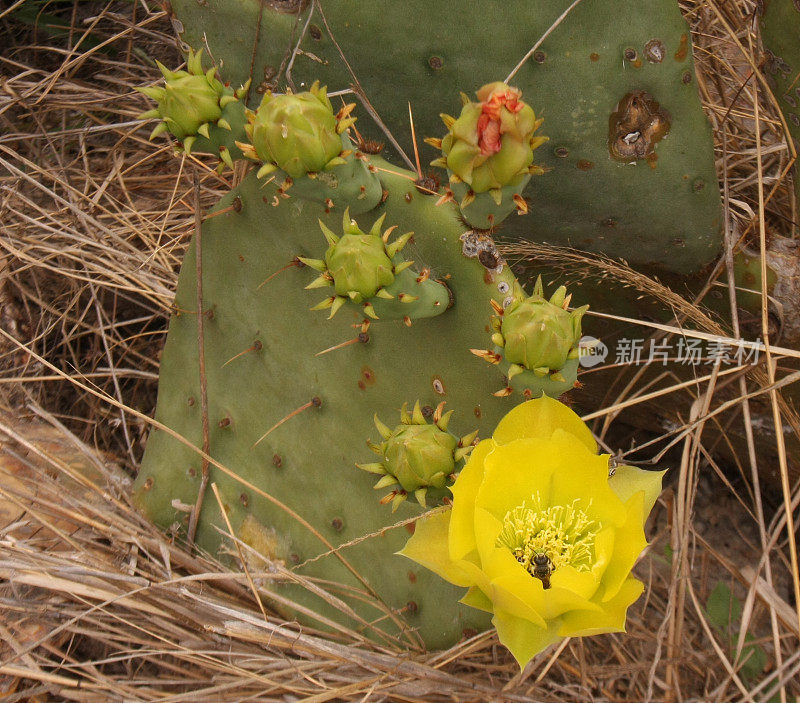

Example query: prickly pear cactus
[166,0,722,274]
[135,158,592,647]
[134,53,594,647]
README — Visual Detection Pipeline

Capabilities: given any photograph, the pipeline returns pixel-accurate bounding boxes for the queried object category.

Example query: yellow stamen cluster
[496,493,597,575]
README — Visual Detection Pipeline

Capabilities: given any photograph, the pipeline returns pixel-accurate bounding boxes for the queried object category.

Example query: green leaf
[737,632,767,682]
[705,581,741,632]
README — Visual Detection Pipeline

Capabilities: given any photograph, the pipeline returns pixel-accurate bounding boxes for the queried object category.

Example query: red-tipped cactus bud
[438,82,546,193]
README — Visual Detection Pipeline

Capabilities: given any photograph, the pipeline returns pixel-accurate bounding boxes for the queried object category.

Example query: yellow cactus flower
[399,395,664,668]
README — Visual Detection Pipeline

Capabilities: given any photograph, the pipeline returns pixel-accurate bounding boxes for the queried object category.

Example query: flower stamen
[496,493,597,578]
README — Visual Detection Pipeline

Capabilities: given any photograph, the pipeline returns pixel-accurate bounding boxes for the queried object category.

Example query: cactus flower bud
[358,402,477,510]
[157,72,222,139]
[501,283,586,372]
[244,81,350,178]
[428,83,547,227]
[436,82,546,194]
[471,277,588,397]
[325,227,395,300]
[137,48,249,168]
[299,209,446,321]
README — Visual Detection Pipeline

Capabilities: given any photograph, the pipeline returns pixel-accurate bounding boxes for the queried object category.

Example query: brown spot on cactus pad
[674,33,689,61]
[268,0,309,13]
[645,39,665,63]
[608,91,671,162]
[428,56,444,70]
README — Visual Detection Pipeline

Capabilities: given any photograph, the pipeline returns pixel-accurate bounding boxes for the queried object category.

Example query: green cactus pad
[281,137,384,214]
[760,0,800,203]
[449,176,532,230]
[169,0,723,273]
[135,160,589,648]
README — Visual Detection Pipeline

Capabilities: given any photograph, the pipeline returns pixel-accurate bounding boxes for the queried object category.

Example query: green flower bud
[247,81,346,178]
[500,278,587,371]
[358,402,478,510]
[158,72,222,139]
[137,48,249,167]
[300,210,418,320]
[384,422,457,493]
[326,230,395,300]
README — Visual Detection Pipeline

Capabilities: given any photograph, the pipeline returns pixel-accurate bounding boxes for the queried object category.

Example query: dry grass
[0,1,798,700]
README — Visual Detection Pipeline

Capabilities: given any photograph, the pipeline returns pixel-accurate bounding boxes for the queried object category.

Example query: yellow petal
[476,435,593,520]
[493,609,562,669]
[549,564,600,601]
[460,586,494,613]
[449,439,494,561]
[558,577,644,637]
[398,509,472,587]
[476,547,547,627]
[588,524,615,586]
[598,491,648,602]
[609,465,665,521]
[548,438,626,527]
[492,394,597,453]
[472,506,505,566]
[483,543,603,623]
[515,578,600,622]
